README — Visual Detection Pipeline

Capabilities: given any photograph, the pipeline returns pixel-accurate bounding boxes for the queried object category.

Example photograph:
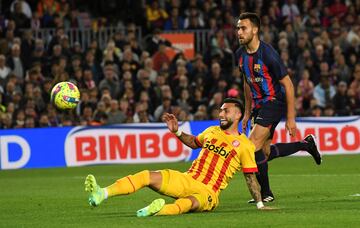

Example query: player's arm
[243,76,252,118]
[177,132,201,149]
[279,75,297,137]
[243,173,262,208]
[243,173,276,210]
[162,113,201,149]
[242,74,252,131]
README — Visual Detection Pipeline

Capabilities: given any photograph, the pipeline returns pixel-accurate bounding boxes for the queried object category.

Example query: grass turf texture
[0,155,359,227]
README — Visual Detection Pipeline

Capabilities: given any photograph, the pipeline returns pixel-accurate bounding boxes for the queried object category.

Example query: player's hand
[285,118,297,137]
[162,113,178,133]
[258,206,278,210]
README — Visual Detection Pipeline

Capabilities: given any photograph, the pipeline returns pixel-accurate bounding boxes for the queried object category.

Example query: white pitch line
[69,174,360,180]
[71,176,125,179]
[270,174,360,177]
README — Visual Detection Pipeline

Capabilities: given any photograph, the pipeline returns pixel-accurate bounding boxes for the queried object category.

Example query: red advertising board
[160,33,195,60]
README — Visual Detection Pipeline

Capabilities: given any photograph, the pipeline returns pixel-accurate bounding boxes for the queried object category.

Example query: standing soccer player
[84,98,274,217]
[235,12,322,202]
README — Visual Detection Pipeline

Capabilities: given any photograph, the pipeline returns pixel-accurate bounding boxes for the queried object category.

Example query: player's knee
[249,136,265,151]
[262,147,271,157]
[186,196,200,211]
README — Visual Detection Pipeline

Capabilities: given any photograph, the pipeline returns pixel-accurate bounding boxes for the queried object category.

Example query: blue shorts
[251,99,286,139]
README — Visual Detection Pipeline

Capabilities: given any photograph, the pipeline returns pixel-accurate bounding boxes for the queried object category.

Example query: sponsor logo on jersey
[203,141,230,158]
[251,77,263,83]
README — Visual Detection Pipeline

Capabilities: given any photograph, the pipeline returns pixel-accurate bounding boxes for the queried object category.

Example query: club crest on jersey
[254,64,261,72]
[232,140,240,147]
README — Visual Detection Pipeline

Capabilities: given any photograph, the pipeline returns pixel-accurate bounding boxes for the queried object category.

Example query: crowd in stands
[0,0,360,129]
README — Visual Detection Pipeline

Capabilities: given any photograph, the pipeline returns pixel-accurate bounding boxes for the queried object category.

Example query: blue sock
[268,142,310,162]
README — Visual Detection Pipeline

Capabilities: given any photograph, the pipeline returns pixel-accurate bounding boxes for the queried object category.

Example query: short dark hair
[239,12,261,31]
[223,98,245,121]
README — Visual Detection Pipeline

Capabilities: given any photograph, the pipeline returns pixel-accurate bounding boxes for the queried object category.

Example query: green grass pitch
[1,155,359,227]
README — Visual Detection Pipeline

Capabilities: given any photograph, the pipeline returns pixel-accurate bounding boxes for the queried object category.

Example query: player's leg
[137,170,201,216]
[85,170,162,206]
[256,138,274,202]
[268,135,322,164]
[248,124,274,202]
[157,196,198,215]
[137,196,197,217]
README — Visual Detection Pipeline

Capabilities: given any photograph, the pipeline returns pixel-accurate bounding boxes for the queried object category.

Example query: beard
[239,34,254,46]
[220,119,233,130]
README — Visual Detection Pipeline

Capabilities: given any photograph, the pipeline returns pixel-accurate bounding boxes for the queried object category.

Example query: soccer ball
[50,81,80,110]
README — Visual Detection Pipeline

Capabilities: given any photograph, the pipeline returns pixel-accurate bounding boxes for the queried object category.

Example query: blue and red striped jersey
[236,41,287,109]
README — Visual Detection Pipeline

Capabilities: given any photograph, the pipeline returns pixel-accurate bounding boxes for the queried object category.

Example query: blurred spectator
[1,112,13,129]
[38,113,51,127]
[207,91,223,116]
[138,90,154,114]
[205,62,224,97]
[177,88,191,114]
[333,81,351,116]
[146,0,168,30]
[83,68,96,90]
[314,76,336,108]
[61,115,74,127]
[190,53,207,81]
[329,0,347,19]
[119,98,131,120]
[210,30,232,61]
[296,69,314,115]
[154,96,172,121]
[145,29,172,56]
[10,1,30,29]
[184,7,204,29]
[190,87,207,113]
[83,50,102,84]
[24,116,35,128]
[311,105,322,117]
[31,11,41,29]
[133,102,151,123]
[0,55,11,86]
[323,105,335,117]
[143,57,157,83]
[99,64,120,99]
[135,69,157,104]
[10,0,32,19]
[102,40,121,66]
[37,0,60,18]
[7,44,24,81]
[48,27,64,55]
[348,64,360,114]
[281,0,300,23]
[13,109,26,128]
[332,54,351,83]
[92,101,107,122]
[164,7,184,30]
[152,42,170,72]
[193,104,208,120]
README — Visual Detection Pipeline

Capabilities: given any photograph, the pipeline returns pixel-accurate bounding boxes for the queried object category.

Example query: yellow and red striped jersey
[187,126,257,193]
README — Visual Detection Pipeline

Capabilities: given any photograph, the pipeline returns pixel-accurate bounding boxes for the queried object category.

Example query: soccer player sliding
[85,98,275,217]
